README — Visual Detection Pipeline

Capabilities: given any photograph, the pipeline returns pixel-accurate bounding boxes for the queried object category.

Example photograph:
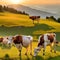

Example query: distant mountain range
[8,4,60,18]
[28,5,60,15]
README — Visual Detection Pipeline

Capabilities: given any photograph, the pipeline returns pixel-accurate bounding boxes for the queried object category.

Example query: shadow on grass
[19,55,44,60]
[0,23,55,36]
[48,56,60,60]
[16,54,60,60]
[25,55,30,60]
[19,55,21,60]
[32,55,60,60]
[32,56,44,60]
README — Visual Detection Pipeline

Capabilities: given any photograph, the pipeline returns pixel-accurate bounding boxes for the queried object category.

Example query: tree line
[46,16,60,23]
[0,5,29,15]
[0,5,60,23]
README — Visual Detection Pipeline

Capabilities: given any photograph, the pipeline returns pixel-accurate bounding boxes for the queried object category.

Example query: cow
[7,35,33,56]
[29,16,40,24]
[34,32,58,56]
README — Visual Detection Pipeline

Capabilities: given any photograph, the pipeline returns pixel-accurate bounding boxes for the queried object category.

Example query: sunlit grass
[0,12,60,59]
[0,46,19,58]
[0,42,60,59]
[0,12,34,27]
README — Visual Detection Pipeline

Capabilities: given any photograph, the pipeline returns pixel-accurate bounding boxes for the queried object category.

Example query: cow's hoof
[19,50,21,52]
[25,53,27,56]
[50,50,52,52]
[33,54,37,57]
[43,53,45,56]
[54,51,56,53]
[30,53,32,56]
[19,53,21,56]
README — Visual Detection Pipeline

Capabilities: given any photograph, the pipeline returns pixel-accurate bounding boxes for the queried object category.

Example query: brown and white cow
[29,16,40,24]
[7,35,33,56]
[34,32,58,56]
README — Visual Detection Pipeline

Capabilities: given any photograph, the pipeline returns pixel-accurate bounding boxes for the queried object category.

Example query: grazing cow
[7,35,33,56]
[34,32,58,56]
[0,36,14,47]
[29,16,40,24]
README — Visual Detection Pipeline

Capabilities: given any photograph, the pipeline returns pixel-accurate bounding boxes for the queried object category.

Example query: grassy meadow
[0,12,60,60]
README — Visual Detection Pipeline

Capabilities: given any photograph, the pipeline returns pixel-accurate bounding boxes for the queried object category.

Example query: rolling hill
[0,12,60,41]
[8,4,60,18]
[30,5,60,15]
[0,12,60,60]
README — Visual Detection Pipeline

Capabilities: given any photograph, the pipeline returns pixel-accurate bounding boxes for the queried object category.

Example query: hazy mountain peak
[8,4,60,18]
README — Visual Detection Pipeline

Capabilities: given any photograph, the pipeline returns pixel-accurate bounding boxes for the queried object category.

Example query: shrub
[0,5,3,12]
[50,16,56,21]
[4,54,10,60]
[57,18,60,23]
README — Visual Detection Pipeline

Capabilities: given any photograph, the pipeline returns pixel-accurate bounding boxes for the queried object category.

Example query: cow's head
[12,37,16,41]
[47,34,54,41]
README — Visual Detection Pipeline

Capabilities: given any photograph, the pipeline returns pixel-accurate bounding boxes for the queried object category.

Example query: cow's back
[22,36,33,47]
[13,35,23,44]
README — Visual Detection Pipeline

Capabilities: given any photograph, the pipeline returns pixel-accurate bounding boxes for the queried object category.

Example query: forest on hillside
[0,5,29,15]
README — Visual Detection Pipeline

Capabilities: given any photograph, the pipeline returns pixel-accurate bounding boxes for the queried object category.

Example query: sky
[0,0,60,14]
[0,0,60,5]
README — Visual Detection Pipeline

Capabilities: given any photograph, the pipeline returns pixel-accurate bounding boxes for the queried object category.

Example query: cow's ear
[12,37,15,40]
[12,37,14,39]
[47,35,49,37]
[56,41,59,44]
[7,38,8,39]
[53,34,55,37]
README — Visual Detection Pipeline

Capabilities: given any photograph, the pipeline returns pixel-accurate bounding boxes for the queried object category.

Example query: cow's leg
[53,43,56,53]
[50,43,56,53]
[30,41,32,56]
[43,42,47,55]
[50,43,53,52]
[50,47,53,52]
[43,49,45,55]
[33,20,34,24]
[16,44,22,56]
[8,43,11,48]
[37,20,39,24]
[25,47,28,55]
[54,48,56,53]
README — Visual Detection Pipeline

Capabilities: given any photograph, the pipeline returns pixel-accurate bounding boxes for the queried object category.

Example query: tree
[0,5,3,12]
[23,11,25,14]
[50,16,56,21]
[57,18,60,23]
[3,6,8,11]
[4,54,10,60]
[46,16,49,19]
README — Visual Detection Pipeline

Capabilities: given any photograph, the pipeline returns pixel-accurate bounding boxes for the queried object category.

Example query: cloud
[23,0,60,5]
[0,0,60,5]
